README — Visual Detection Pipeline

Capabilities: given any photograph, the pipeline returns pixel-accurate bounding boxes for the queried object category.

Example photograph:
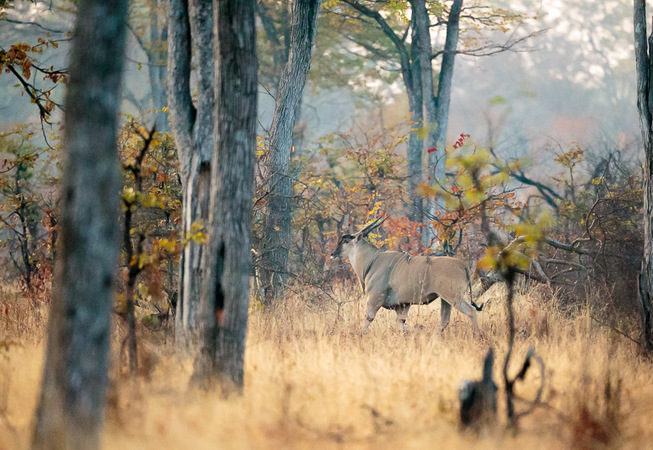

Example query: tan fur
[336,236,479,332]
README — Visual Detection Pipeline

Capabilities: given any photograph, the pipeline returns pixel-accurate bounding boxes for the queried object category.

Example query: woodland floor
[2,283,653,449]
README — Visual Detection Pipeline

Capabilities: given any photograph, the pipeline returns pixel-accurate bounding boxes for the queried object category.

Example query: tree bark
[412,0,436,233]
[260,0,321,304]
[634,0,653,351]
[192,0,257,392]
[430,0,462,181]
[342,0,423,223]
[31,0,128,448]
[420,0,463,246]
[407,15,424,224]
[256,0,289,91]
[148,0,169,132]
[167,0,214,345]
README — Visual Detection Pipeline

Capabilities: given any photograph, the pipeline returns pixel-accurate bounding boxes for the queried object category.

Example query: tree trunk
[413,0,438,161]
[260,0,321,304]
[634,0,653,351]
[192,0,257,392]
[148,0,169,132]
[256,0,288,91]
[341,1,423,223]
[422,0,463,246]
[167,0,214,345]
[430,0,462,181]
[31,0,127,448]
[407,85,424,224]
[407,13,425,224]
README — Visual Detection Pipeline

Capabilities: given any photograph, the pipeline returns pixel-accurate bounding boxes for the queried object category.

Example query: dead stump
[459,348,498,429]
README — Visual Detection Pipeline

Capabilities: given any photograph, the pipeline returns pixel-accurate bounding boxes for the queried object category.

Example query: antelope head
[330,216,387,260]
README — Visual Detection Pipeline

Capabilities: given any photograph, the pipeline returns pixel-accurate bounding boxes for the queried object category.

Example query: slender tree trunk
[256,0,288,91]
[32,1,127,448]
[341,1,423,223]
[407,15,424,224]
[149,0,169,132]
[168,0,214,345]
[407,89,424,224]
[430,0,462,181]
[413,0,437,159]
[260,0,321,304]
[192,0,257,392]
[421,0,463,246]
[634,0,653,351]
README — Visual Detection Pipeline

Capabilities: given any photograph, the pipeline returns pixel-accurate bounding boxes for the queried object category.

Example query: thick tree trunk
[260,0,321,304]
[168,0,214,345]
[31,1,127,448]
[634,0,653,351]
[192,0,257,392]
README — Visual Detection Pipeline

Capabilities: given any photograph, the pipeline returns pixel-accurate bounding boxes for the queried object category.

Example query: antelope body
[331,217,480,332]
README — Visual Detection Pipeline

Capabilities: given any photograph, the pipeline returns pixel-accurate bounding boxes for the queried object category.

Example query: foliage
[117,119,181,326]
[418,133,526,256]
[0,125,58,297]
[0,38,68,123]
[314,1,534,104]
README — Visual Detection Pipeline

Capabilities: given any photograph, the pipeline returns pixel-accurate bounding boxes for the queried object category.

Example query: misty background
[0,0,640,164]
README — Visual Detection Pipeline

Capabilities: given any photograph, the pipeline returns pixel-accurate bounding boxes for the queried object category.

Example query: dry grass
[2,283,653,449]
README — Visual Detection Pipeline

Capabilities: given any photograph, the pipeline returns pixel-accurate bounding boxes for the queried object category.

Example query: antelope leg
[456,300,480,333]
[362,294,382,332]
[440,299,452,332]
[395,304,410,331]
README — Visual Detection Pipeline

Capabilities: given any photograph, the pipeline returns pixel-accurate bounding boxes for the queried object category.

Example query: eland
[331,217,482,332]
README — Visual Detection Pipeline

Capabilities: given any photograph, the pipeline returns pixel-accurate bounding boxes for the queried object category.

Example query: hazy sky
[0,0,642,161]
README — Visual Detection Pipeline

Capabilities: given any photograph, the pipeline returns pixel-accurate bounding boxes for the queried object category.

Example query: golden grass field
[2,283,653,449]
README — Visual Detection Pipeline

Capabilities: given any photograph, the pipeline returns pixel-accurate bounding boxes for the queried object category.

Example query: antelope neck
[349,239,380,286]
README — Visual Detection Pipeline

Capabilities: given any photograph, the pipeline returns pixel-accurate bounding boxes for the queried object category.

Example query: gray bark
[192,0,257,392]
[256,0,288,90]
[31,0,128,448]
[148,0,169,132]
[167,0,214,344]
[419,0,463,246]
[430,0,462,181]
[408,15,424,224]
[634,0,653,351]
[342,0,423,221]
[260,0,321,304]
[413,0,437,180]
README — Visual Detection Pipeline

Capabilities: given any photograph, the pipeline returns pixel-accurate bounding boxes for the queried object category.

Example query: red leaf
[427,147,437,154]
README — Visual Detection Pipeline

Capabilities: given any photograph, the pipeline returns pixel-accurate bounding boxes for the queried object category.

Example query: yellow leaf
[416,183,437,198]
